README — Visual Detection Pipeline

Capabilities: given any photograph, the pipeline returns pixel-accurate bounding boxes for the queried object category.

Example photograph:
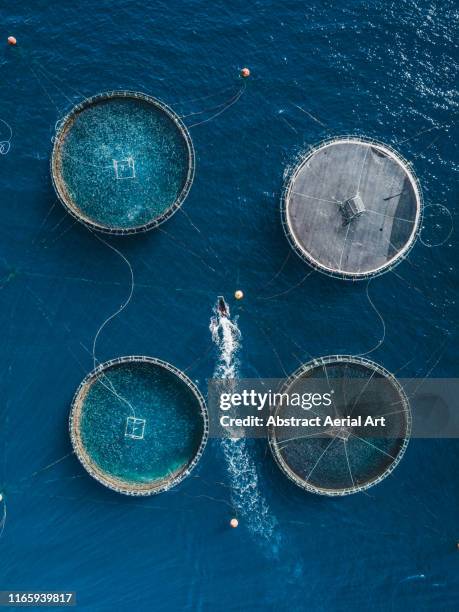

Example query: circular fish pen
[70,356,208,495]
[51,91,194,234]
[282,137,423,279]
[269,356,411,496]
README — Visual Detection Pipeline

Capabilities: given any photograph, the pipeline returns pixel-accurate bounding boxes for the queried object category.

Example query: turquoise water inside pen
[57,96,190,229]
[0,0,458,610]
[78,361,204,485]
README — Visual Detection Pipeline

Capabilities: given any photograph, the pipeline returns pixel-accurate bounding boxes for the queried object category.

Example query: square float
[113,157,136,180]
[125,416,146,439]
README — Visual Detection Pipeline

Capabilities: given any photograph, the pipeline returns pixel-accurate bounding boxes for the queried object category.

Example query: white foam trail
[210,302,279,547]
[209,307,241,380]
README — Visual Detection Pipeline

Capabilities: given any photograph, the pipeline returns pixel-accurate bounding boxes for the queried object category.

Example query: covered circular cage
[51,91,194,234]
[282,137,422,279]
[70,356,208,495]
[269,356,411,495]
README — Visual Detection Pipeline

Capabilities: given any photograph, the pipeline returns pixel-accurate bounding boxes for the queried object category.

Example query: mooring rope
[355,279,386,358]
[180,86,244,119]
[187,83,246,129]
[178,207,225,269]
[257,269,314,301]
[89,232,137,418]
[90,234,134,369]
[291,103,327,127]
[256,252,291,292]
[398,123,448,146]
[157,227,217,274]
[419,203,454,248]
[0,500,7,540]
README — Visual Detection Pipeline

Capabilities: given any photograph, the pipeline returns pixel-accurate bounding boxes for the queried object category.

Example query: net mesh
[269,356,411,495]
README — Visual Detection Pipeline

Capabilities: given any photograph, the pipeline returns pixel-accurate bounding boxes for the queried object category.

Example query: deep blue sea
[0,1,458,610]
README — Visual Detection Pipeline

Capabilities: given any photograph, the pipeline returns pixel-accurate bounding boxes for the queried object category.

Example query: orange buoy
[230,518,239,528]
[240,68,250,78]
[234,290,244,300]
[7,36,17,46]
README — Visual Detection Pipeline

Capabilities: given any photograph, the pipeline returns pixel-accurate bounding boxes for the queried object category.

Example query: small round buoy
[234,290,244,300]
[7,36,17,46]
[456,542,459,550]
[240,68,250,78]
[230,518,239,528]
[0,493,3,502]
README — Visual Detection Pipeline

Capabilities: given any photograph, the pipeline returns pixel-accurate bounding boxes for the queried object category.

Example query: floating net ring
[70,356,208,496]
[51,91,195,235]
[282,136,423,280]
[0,118,12,155]
[269,355,411,496]
[419,203,453,248]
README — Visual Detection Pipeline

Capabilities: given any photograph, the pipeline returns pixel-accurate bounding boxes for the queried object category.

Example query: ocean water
[0,0,458,610]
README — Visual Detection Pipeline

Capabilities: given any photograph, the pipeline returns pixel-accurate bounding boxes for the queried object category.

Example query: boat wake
[210,298,279,551]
